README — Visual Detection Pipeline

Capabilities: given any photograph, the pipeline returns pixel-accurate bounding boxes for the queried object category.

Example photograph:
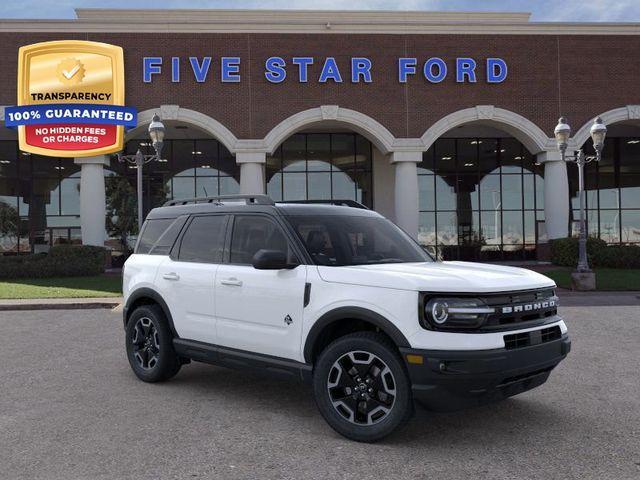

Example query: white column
[237,152,266,194]
[391,151,421,239]
[538,151,569,240]
[74,155,108,246]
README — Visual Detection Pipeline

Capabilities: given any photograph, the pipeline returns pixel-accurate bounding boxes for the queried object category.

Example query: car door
[215,214,307,361]
[156,214,229,345]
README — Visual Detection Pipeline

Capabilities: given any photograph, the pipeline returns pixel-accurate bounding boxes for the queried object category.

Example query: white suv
[122,195,570,442]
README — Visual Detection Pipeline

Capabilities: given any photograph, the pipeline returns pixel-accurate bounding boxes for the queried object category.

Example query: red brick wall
[0,32,638,141]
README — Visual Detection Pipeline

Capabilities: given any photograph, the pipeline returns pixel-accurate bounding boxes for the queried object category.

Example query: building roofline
[0,9,638,35]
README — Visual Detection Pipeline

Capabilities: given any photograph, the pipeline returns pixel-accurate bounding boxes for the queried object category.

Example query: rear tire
[125,304,181,382]
[313,332,413,442]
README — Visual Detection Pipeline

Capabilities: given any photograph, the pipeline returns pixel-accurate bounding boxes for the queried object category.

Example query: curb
[0,299,122,312]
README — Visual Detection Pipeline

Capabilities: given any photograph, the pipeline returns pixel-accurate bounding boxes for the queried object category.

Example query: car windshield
[287,214,432,266]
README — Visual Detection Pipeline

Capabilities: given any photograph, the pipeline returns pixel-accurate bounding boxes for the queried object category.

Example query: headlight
[423,297,495,329]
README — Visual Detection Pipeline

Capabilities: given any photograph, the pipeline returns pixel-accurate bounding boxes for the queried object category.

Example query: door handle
[220,277,243,287]
[162,272,180,281]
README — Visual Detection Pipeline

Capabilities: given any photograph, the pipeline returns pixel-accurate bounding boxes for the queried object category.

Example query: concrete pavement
[0,306,638,479]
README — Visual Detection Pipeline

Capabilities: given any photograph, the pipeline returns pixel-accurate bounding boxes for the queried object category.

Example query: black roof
[146,195,380,220]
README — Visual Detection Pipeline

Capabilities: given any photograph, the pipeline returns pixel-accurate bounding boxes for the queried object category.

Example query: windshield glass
[287,215,432,266]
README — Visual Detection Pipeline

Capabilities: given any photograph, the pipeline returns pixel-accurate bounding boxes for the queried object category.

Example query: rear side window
[178,215,228,263]
[149,216,188,255]
[136,218,174,254]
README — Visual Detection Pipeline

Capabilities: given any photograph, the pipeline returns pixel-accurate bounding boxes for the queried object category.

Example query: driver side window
[229,215,295,265]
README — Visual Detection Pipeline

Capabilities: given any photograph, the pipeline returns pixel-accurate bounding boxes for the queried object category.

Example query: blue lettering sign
[398,58,417,83]
[221,57,241,83]
[351,58,372,83]
[292,57,314,82]
[171,57,180,83]
[265,56,287,83]
[424,58,447,83]
[319,57,342,83]
[143,57,162,83]
[487,58,508,83]
[456,58,477,83]
[189,57,211,83]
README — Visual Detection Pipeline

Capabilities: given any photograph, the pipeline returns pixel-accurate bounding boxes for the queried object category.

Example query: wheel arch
[123,288,179,338]
[303,307,410,363]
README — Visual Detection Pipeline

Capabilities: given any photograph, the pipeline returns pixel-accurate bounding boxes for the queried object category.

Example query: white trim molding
[263,106,396,155]
[128,106,239,154]
[420,106,554,154]
[572,105,640,148]
[2,9,640,35]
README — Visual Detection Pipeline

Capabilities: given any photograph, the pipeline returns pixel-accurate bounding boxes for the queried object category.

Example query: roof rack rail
[163,194,275,207]
[279,199,369,210]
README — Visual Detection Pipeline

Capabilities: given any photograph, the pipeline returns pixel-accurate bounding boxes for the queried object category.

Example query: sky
[1,0,639,22]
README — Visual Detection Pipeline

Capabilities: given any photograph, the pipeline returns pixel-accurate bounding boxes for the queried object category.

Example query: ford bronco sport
[122,194,570,442]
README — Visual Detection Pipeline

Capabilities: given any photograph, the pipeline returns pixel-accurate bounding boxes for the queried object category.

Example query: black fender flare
[303,306,410,363]
[123,287,179,338]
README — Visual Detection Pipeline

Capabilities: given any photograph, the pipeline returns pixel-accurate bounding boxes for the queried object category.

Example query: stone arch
[572,105,640,148]
[127,105,239,153]
[263,105,396,155]
[420,105,553,154]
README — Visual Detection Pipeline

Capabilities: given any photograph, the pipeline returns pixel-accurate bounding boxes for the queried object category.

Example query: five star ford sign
[4,40,137,158]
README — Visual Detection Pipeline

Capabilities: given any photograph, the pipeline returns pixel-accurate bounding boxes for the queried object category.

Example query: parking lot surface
[1,306,639,480]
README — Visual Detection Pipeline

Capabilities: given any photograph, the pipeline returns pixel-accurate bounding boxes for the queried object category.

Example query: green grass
[0,275,122,299]
[543,268,640,291]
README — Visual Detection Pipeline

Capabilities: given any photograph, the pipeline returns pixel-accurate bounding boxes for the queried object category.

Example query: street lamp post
[553,116,607,276]
[117,114,166,232]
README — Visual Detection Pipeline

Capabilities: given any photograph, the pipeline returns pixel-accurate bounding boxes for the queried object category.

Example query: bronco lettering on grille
[501,299,556,314]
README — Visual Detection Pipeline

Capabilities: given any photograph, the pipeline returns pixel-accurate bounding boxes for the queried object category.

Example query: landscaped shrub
[0,245,107,279]
[550,237,640,268]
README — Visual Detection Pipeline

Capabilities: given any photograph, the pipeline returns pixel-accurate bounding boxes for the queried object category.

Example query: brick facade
[0,32,638,140]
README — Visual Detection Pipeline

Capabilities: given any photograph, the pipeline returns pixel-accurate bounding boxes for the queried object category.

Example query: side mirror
[252,249,296,270]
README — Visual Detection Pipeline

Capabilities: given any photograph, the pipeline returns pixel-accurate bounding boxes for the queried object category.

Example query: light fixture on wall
[553,116,607,276]
[117,113,166,232]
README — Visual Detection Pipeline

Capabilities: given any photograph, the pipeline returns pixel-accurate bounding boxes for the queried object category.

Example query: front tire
[125,304,181,382]
[313,332,413,442]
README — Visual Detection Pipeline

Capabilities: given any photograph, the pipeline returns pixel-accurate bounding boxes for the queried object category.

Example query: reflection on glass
[501,175,523,210]
[479,175,500,211]
[267,133,372,207]
[436,211,457,245]
[307,134,331,171]
[418,175,435,211]
[502,211,523,248]
[308,172,331,199]
[418,211,436,247]
[283,173,306,200]
[599,209,620,243]
[332,171,356,200]
[219,176,240,195]
[195,177,218,197]
[435,176,456,210]
[621,210,640,243]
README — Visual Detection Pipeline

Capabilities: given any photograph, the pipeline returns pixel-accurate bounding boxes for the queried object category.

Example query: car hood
[316,261,556,293]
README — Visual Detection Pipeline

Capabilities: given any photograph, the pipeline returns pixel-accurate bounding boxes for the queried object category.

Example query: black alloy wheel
[125,304,181,382]
[313,332,413,442]
[327,350,396,425]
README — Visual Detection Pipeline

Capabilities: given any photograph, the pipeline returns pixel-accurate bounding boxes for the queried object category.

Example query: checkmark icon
[62,64,80,79]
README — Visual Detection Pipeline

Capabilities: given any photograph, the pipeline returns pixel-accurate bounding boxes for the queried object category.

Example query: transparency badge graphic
[5,40,137,157]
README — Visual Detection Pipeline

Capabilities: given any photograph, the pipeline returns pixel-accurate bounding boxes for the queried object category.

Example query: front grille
[480,288,558,331]
[504,325,562,350]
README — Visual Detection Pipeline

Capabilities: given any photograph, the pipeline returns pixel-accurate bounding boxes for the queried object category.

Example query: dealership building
[0,8,640,261]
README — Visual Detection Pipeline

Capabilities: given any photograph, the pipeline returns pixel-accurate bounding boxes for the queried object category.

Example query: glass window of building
[569,136,640,244]
[418,137,543,261]
[266,133,373,207]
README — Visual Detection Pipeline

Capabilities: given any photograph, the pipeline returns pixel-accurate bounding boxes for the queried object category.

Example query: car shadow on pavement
[153,361,574,445]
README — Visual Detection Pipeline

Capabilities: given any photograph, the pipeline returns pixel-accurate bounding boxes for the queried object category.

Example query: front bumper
[399,334,571,411]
